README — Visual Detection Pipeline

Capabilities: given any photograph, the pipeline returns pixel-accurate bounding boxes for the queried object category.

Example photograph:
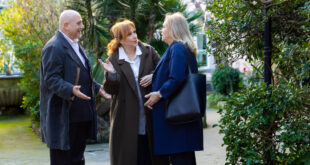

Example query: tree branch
[302,103,310,109]
[250,63,264,76]
[261,0,273,4]
[254,0,273,5]
[287,19,310,25]
[267,0,289,8]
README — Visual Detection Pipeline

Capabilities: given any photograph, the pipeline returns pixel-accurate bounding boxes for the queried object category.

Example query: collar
[119,45,142,61]
[59,30,79,44]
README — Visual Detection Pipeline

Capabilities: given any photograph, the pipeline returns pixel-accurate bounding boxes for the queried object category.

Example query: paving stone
[0,108,226,165]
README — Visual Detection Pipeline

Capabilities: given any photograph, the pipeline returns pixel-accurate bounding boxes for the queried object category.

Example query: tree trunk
[147,0,159,43]
[85,0,94,50]
[147,13,156,43]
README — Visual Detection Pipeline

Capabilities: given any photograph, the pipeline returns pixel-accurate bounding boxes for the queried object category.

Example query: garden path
[0,108,225,165]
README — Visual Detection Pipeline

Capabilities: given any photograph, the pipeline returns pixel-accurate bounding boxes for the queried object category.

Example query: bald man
[40,10,109,165]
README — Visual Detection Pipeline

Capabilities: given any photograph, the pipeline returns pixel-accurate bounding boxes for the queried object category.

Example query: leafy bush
[0,38,14,73]
[218,80,310,164]
[211,65,241,96]
[207,92,223,108]
[0,0,61,121]
[207,0,310,163]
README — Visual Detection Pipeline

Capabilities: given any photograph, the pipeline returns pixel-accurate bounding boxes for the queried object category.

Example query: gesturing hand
[72,85,91,100]
[99,86,112,100]
[144,91,161,109]
[140,74,153,87]
[98,59,115,73]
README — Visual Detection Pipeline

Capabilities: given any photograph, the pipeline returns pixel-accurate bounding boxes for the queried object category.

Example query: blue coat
[151,42,204,155]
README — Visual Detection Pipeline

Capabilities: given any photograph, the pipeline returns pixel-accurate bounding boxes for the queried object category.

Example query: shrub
[207,0,310,163]
[211,65,241,96]
[0,0,61,122]
[218,80,310,164]
[207,92,223,108]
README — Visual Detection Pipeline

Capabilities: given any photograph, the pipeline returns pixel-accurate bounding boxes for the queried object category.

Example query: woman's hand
[144,91,161,109]
[98,59,115,73]
[140,74,153,87]
[99,85,112,99]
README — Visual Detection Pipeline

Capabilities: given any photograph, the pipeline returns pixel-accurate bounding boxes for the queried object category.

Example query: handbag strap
[168,44,193,75]
[168,43,194,75]
[183,44,193,74]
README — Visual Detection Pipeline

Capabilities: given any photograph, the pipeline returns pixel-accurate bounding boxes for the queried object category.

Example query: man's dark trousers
[50,121,91,165]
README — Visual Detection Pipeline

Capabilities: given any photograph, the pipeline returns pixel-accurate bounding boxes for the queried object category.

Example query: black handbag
[165,46,207,124]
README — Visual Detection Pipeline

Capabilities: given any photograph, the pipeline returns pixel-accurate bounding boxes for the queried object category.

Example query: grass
[0,115,44,151]
[0,114,49,164]
[207,92,221,109]
[0,115,9,120]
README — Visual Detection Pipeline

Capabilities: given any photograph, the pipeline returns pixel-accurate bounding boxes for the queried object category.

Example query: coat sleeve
[158,43,188,99]
[93,81,101,94]
[103,58,120,95]
[41,45,73,101]
[103,72,120,95]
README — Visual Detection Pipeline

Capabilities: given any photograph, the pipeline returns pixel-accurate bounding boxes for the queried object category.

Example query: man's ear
[63,22,69,30]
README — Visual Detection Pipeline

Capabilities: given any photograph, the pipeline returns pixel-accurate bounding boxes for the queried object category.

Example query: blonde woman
[144,13,203,165]
[99,20,169,165]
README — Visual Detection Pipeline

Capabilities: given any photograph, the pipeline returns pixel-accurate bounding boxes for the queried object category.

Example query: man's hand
[140,74,153,87]
[72,85,91,100]
[144,91,161,109]
[99,86,112,99]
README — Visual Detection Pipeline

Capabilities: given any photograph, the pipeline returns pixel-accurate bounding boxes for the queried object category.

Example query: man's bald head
[59,10,84,41]
[59,10,81,30]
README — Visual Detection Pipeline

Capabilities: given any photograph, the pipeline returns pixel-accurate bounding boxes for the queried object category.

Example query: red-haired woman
[99,20,169,165]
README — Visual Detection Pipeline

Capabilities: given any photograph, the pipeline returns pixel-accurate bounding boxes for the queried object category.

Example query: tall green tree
[0,38,13,73]
[64,0,110,58]
[65,0,203,80]
[102,0,184,42]
[66,0,202,54]
[66,0,184,45]
[207,0,310,164]
[0,0,63,121]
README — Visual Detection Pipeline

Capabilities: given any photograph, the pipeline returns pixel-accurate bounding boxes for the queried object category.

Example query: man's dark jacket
[40,31,100,150]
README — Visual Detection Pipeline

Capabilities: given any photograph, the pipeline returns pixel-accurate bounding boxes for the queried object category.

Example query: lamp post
[262,1,273,164]
[262,1,272,86]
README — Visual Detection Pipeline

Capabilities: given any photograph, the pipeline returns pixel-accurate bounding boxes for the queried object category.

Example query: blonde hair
[164,12,197,56]
[107,20,136,56]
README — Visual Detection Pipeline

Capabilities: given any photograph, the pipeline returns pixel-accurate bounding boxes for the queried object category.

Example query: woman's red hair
[107,20,136,56]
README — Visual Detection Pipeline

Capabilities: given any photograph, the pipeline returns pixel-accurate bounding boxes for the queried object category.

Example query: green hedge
[211,65,241,96]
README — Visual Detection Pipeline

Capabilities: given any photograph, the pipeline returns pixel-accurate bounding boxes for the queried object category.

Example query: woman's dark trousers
[170,152,196,165]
